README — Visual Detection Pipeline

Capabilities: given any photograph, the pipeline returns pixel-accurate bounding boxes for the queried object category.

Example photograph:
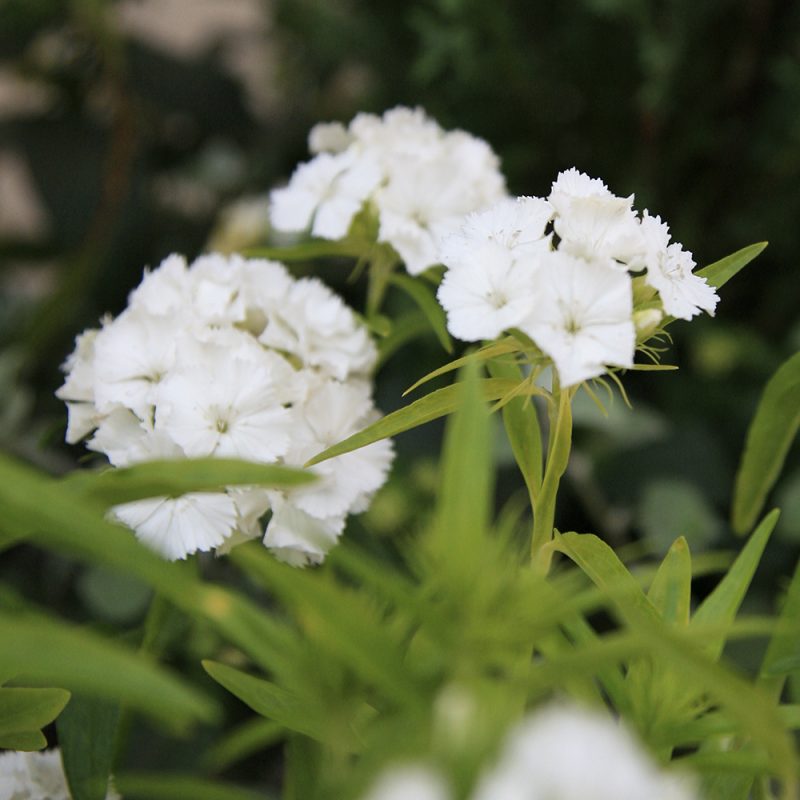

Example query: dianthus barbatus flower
[437,169,718,387]
[472,704,697,800]
[57,253,394,564]
[0,749,120,800]
[270,106,507,275]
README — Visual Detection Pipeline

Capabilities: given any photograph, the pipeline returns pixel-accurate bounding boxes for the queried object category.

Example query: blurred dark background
[1,0,799,768]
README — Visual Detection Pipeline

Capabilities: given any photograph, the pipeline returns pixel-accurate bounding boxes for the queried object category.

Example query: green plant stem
[531,385,573,571]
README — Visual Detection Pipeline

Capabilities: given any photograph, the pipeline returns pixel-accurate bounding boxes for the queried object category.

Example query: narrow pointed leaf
[691,510,779,661]
[203,718,284,772]
[732,352,800,534]
[648,537,692,626]
[60,458,314,506]
[488,359,543,500]
[403,337,520,396]
[551,533,660,625]
[429,362,493,578]
[389,273,453,353]
[202,661,332,744]
[305,378,519,466]
[696,242,768,289]
[376,309,429,368]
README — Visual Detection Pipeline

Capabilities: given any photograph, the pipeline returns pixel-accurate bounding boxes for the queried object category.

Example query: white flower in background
[437,168,718,387]
[270,106,508,275]
[472,704,698,800]
[0,749,120,800]
[57,253,392,563]
[360,765,452,800]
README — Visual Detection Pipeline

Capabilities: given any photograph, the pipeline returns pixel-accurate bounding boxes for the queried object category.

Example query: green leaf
[305,377,519,466]
[388,273,453,353]
[759,556,800,699]
[58,695,119,800]
[0,730,47,750]
[551,533,660,626]
[487,358,543,502]
[114,773,266,800]
[202,661,333,745]
[60,458,314,507]
[0,452,310,675]
[247,240,366,261]
[0,687,70,737]
[283,735,321,800]
[403,337,521,396]
[202,718,284,772]
[0,612,216,731]
[691,510,779,661]
[229,545,421,706]
[696,241,768,289]
[647,537,692,626]
[428,362,494,581]
[732,352,800,534]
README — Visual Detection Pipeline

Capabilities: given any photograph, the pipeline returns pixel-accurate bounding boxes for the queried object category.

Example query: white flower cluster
[437,168,719,387]
[57,253,394,564]
[270,106,507,275]
[361,705,697,800]
[0,749,120,800]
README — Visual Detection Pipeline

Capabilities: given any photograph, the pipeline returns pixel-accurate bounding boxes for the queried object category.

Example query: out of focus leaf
[0,687,70,737]
[58,695,119,800]
[388,273,453,353]
[732,352,800,534]
[696,242,768,289]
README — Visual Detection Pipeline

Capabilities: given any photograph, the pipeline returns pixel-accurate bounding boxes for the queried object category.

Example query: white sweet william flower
[472,704,698,800]
[437,197,554,340]
[0,749,120,800]
[270,150,381,240]
[259,276,377,381]
[638,214,718,320]
[270,106,508,275]
[520,252,635,388]
[360,765,452,800]
[57,253,392,563]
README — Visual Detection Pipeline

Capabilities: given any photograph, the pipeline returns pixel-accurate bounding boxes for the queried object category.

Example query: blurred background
[1,0,799,783]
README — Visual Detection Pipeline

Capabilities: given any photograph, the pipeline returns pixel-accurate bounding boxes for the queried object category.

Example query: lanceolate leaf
[202,661,334,745]
[647,537,692,627]
[403,337,521,396]
[388,273,453,353]
[428,363,494,582]
[759,556,800,699]
[59,458,314,507]
[247,240,366,261]
[696,242,768,289]
[487,359,543,502]
[305,377,519,466]
[58,695,119,800]
[732,352,800,535]
[691,510,779,662]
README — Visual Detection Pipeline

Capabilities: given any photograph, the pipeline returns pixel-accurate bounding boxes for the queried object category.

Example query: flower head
[437,168,718,387]
[58,253,393,563]
[270,106,507,275]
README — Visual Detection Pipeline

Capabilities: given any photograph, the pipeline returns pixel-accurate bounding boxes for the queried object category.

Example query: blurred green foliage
[0,0,799,793]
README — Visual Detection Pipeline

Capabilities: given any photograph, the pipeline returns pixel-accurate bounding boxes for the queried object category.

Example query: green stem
[531,386,573,571]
